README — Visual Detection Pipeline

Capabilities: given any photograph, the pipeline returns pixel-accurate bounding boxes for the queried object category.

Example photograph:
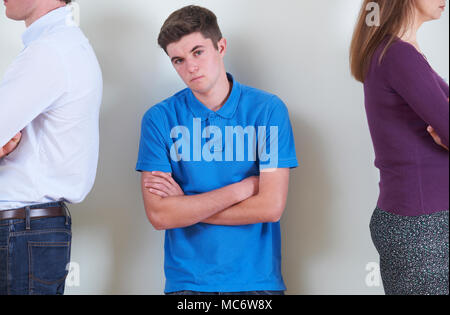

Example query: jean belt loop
[25,206,31,230]
[62,203,71,226]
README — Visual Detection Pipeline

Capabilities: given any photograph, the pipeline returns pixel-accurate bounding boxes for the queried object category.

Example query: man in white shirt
[0,0,102,295]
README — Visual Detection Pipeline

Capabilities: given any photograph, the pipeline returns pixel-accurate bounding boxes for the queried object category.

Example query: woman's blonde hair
[350,0,417,83]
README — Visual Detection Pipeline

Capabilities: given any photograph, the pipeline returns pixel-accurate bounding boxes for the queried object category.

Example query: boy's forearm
[202,169,290,226]
[146,178,256,230]
[201,192,283,226]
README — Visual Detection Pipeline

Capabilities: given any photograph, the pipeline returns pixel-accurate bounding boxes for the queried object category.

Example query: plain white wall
[0,0,448,295]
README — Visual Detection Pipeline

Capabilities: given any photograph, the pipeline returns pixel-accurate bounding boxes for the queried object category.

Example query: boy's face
[166,32,226,95]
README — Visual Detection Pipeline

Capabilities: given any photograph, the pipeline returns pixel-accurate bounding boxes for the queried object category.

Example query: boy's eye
[174,59,183,65]
[194,50,203,56]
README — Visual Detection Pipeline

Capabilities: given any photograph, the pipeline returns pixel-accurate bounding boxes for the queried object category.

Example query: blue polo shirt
[136,74,298,293]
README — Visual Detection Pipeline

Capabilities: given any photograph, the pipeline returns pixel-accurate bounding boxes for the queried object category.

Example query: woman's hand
[427,126,448,151]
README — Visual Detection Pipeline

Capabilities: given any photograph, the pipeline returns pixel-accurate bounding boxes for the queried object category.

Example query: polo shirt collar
[22,6,69,47]
[187,73,241,121]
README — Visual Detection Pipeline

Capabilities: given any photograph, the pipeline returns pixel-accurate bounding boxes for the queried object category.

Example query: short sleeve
[136,106,172,173]
[259,96,299,170]
[383,41,449,147]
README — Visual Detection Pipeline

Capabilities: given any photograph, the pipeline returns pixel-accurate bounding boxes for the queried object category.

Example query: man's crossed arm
[140,168,290,230]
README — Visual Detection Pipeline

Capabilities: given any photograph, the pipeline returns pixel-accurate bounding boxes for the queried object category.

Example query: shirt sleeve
[384,41,449,148]
[0,43,68,147]
[136,106,173,173]
[436,75,449,99]
[259,96,299,171]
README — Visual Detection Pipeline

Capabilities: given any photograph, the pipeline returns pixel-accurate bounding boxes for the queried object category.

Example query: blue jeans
[0,204,72,295]
[166,290,285,295]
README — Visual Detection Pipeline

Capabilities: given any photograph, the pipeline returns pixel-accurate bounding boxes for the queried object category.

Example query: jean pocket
[28,241,71,295]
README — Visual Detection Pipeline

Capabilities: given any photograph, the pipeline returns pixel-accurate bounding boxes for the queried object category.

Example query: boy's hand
[144,172,260,201]
[144,171,185,198]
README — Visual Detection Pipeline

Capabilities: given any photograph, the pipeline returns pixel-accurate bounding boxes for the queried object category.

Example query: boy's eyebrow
[190,45,204,52]
[170,45,205,63]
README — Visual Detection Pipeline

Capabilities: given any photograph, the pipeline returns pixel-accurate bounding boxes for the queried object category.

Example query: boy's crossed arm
[140,169,290,230]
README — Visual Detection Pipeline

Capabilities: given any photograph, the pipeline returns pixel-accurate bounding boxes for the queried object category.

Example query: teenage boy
[137,5,298,295]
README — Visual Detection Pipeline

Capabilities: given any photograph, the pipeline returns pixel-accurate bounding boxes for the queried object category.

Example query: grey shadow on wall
[225,34,336,295]
[70,11,164,294]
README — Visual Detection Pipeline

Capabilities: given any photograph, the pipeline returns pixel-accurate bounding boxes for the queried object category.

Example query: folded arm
[385,42,449,148]
[0,44,66,147]
[140,171,259,230]
[143,168,290,228]
[202,168,290,226]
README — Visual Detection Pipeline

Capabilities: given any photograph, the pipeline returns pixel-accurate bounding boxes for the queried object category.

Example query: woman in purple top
[350,0,449,295]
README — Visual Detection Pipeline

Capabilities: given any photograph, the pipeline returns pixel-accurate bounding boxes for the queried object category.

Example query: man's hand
[0,132,22,158]
[427,126,448,151]
[143,171,185,198]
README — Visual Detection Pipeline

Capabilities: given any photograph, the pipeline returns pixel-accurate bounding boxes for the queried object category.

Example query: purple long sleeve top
[364,37,449,216]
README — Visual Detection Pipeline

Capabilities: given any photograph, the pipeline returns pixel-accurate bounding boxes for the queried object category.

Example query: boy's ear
[217,38,227,55]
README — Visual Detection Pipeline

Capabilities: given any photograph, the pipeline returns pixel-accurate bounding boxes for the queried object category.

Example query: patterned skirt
[370,208,449,295]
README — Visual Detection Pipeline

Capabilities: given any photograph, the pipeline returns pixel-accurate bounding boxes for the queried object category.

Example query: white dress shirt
[0,6,103,210]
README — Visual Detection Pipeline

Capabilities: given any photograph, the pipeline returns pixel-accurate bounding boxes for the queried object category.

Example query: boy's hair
[158,5,223,54]
[62,0,72,3]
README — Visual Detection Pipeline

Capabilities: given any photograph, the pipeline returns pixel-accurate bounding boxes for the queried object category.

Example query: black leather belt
[0,205,65,221]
